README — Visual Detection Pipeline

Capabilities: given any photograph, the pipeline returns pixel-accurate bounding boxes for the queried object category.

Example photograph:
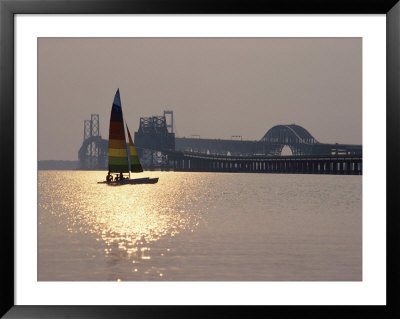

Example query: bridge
[78,112,362,175]
[166,151,362,175]
[175,124,361,156]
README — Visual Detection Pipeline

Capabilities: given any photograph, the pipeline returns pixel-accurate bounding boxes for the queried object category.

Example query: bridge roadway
[175,137,362,156]
[164,151,362,175]
[78,117,362,173]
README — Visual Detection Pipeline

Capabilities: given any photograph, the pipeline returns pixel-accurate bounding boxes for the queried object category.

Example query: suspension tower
[134,112,175,170]
[78,114,107,169]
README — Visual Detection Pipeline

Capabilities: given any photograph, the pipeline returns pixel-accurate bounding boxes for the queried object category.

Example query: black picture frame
[1,0,399,318]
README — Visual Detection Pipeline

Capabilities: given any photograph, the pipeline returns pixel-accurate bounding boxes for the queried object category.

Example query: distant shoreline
[38,161,163,171]
[38,160,81,170]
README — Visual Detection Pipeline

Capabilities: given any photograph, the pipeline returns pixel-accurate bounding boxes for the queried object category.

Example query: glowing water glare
[39,171,208,279]
[38,171,362,281]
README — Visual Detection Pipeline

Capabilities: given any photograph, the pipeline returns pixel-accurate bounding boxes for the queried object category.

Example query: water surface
[38,171,362,281]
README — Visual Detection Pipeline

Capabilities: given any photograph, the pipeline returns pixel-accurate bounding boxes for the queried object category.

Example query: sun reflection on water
[39,171,362,281]
[39,171,209,278]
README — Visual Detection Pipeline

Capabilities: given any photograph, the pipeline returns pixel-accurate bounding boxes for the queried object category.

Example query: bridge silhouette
[175,124,361,156]
[78,113,362,175]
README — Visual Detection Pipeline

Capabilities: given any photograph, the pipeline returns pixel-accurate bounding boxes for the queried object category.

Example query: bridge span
[164,151,362,175]
[175,124,361,156]
[78,113,362,175]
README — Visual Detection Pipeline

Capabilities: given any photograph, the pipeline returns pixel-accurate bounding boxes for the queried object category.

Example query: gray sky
[38,38,362,161]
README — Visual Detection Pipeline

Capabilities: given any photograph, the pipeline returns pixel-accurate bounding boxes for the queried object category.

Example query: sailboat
[98,89,159,185]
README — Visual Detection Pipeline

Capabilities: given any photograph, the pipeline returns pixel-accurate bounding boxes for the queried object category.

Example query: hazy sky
[38,38,361,161]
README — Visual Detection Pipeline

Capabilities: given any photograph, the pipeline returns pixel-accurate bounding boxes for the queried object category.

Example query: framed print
[1,0,399,318]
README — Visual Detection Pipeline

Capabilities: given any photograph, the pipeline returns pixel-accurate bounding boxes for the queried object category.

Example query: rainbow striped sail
[126,125,143,173]
[108,89,129,173]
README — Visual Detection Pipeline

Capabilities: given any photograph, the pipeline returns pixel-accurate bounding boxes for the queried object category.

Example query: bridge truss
[78,114,107,170]
[175,124,362,156]
[78,113,361,170]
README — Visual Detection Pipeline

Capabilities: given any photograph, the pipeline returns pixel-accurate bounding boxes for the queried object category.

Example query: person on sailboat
[106,172,112,182]
[119,172,124,180]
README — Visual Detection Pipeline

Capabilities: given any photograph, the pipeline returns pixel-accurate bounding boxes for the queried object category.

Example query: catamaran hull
[98,177,159,185]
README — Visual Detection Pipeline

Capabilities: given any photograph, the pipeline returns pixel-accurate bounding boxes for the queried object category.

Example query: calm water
[38,171,362,281]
